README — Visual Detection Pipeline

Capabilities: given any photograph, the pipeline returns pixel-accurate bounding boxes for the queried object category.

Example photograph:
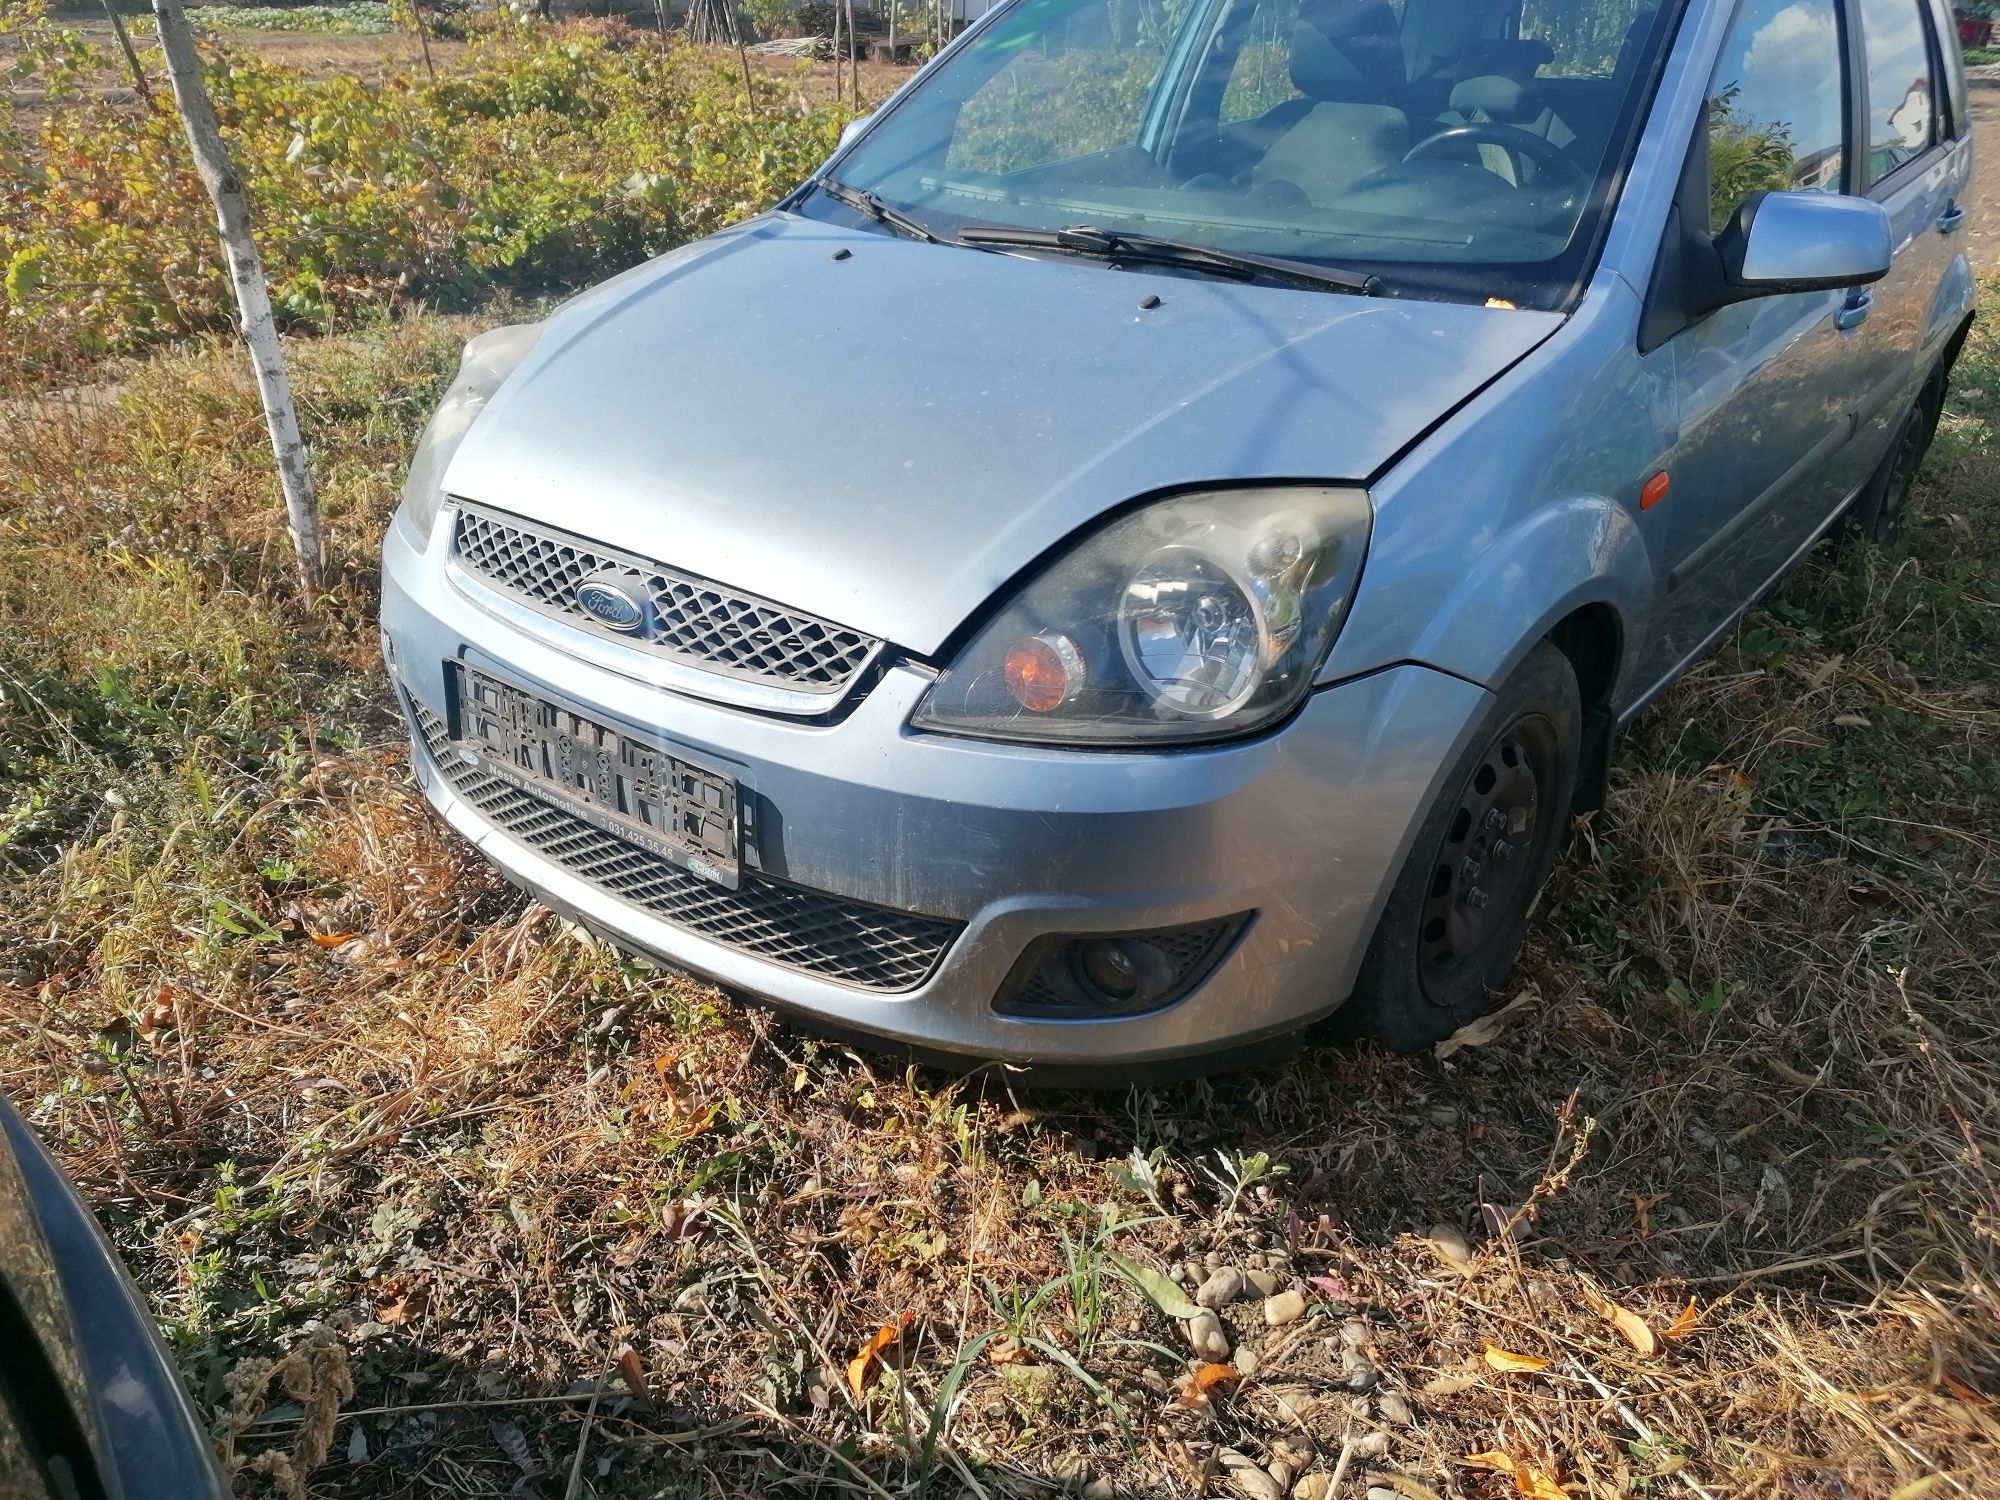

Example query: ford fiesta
[381,0,1973,1067]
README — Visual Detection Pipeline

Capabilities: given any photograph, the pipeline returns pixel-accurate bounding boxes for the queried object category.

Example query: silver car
[380,0,1974,1068]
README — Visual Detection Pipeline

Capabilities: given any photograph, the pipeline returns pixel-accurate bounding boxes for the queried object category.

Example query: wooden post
[99,0,154,105]
[150,0,322,593]
[728,0,755,112]
[406,0,436,82]
[831,0,843,103]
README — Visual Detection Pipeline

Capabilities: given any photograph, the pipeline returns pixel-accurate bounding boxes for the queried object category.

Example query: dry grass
[2,308,1998,1497]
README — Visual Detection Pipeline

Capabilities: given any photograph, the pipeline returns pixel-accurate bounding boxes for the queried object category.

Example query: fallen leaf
[1305,1273,1354,1303]
[309,931,359,948]
[1376,1476,1449,1500]
[1433,991,1538,1059]
[1180,1363,1242,1405]
[1485,297,1517,309]
[1584,1289,1660,1355]
[846,1315,912,1400]
[985,1336,1031,1367]
[617,1345,656,1412]
[138,984,180,1033]
[1462,1451,1564,1500]
[1483,1345,1551,1374]
[1941,1373,1989,1406]
[373,1280,429,1325]
[1106,1251,1202,1320]
[1663,1297,1700,1342]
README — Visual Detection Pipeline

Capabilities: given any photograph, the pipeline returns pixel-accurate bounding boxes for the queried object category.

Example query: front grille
[405,698,959,991]
[451,502,881,699]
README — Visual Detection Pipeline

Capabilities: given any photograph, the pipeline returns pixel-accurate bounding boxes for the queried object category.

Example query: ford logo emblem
[575,576,646,633]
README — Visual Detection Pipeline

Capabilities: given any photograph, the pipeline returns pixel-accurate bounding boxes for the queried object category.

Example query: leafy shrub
[0,15,850,374]
[186,4,397,35]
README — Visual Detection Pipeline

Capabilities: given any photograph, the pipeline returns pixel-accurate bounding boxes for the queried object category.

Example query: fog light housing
[995,916,1251,1019]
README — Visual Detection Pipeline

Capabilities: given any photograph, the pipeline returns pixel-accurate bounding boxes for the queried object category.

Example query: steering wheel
[1401,123,1590,196]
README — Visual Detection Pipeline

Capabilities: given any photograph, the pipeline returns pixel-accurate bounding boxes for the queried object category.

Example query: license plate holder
[449,665,742,889]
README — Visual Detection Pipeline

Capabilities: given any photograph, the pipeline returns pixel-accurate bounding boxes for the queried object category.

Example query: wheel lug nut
[1461,857,1483,881]
[1467,887,1489,910]
[1484,808,1507,831]
[1493,839,1513,861]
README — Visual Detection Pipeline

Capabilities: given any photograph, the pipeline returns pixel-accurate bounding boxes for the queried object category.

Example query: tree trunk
[99,0,154,105]
[405,0,435,81]
[150,0,322,594]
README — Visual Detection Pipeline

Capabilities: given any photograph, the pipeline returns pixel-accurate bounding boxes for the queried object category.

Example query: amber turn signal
[1003,633,1085,712]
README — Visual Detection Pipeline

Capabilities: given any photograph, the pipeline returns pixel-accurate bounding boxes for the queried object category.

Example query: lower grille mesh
[404,697,960,991]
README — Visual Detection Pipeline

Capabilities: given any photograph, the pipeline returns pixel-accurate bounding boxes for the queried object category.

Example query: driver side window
[1703,0,1848,232]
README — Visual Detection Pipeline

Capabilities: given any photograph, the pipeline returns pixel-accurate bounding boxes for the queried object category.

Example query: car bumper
[380,511,1491,1066]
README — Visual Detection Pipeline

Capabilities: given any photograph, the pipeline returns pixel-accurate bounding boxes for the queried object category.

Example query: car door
[1825,0,1972,492]
[1634,0,1874,686]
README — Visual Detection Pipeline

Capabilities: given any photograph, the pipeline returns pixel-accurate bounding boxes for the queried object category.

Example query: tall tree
[149,0,321,592]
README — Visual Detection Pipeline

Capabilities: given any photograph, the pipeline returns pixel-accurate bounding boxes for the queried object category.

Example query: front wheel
[1339,643,1581,1052]
[1847,376,1944,545]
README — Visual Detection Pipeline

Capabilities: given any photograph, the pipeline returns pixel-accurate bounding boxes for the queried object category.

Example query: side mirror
[1716,190,1892,295]
[838,114,874,151]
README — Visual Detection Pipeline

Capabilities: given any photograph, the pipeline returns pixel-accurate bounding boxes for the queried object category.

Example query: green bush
[186,4,396,35]
[0,15,850,373]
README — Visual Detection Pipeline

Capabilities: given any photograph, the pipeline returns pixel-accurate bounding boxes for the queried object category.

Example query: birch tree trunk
[150,0,322,593]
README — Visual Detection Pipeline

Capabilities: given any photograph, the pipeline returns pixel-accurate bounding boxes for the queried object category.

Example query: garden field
[2,9,1998,1498]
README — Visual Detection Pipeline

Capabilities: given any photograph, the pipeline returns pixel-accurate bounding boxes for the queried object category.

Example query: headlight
[914,486,1371,745]
[397,321,545,540]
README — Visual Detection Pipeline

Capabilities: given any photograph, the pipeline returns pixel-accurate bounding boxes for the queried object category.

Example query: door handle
[1835,292,1872,332]
[1938,202,1966,233]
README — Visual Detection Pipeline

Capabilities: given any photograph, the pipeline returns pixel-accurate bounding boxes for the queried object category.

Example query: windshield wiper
[956,223,1379,296]
[816,177,942,244]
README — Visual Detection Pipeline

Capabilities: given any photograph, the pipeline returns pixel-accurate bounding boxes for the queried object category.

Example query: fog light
[995,916,1252,1019]
[1076,939,1143,1002]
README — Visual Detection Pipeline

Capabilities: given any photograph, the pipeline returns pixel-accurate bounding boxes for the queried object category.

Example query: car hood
[448,213,1561,655]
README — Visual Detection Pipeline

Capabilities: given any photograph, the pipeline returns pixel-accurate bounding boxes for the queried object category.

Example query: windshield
[817,0,1679,306]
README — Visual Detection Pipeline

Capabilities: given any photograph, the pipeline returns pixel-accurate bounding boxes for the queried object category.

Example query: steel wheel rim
[1416,710,1561,998]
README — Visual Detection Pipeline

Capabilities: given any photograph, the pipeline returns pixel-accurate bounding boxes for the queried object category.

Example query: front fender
[1319,273,1673,705]
[1409,495,1654,697]
[1323,492,1656,701]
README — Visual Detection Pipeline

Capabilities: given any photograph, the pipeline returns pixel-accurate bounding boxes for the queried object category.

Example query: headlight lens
[398,321,545,540]
[914,486,1370,745]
